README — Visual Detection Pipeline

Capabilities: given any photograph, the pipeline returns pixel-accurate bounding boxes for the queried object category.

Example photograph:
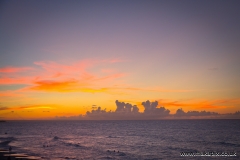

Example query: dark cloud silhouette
[83,100,169,120]
[233,111,240,115]
[175,108,218,118]
[85,101,141,120]
[221,111,240,119]
[52,100,240,120]
[115,100,139,113]
[142,100,170,118]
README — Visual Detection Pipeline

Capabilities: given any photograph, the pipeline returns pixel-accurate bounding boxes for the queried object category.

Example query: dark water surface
[0,120,239,159]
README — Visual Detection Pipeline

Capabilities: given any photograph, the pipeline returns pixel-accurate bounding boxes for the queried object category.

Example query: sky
[0,0,240,120]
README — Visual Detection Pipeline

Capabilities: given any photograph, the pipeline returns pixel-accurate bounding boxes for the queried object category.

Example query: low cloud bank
[175,108,218,118]
[55,100,240,120]
[84,100,170,120]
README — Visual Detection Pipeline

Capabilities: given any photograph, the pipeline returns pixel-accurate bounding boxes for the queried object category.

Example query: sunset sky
[0,0,240,120]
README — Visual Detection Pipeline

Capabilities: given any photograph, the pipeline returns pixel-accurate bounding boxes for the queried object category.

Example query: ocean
[0,120,239,159]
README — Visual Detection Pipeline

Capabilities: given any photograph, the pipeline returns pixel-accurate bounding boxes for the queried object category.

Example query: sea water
[0,120,239,159]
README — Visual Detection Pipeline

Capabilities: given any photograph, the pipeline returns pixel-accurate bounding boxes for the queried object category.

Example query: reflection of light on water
[0,120,240,159]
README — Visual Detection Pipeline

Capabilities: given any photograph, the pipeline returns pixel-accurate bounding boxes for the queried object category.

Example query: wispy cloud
[118,87,195,93]
[0,59,210,95]
[0,104,56,111]
[0,91,23,97]
[0,59,126,94]
[29,79,111,93]
[156,99,240,110]
[30,79,79,92]
[0,66,33,73]
[18,105,55,110]
[0,77,34,85]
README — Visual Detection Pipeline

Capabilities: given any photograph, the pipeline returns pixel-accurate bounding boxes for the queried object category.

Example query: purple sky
[0,0,240,119]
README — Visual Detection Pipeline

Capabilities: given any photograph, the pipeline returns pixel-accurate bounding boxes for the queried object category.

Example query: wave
[51,136,87,149]
[63,141,86,149]
[0,140,12,146]
[0,137,15,146]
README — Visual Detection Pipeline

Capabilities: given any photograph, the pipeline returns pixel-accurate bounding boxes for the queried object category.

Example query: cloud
[33,58,122,74]
[115,100,139,113]
[0,59,127,94]
[142,100,170,118]
[0,66,33,73]
[34,61,87,75]
[174,109,240,119]
[220,111,240,119]
[0,105,56,111]
[84,100,141,120]
[29,79,112,93]
[1,59,205,95]
[83,100,170,120]
[0,91,23,97]
[111,86,199,93]
[175,108,218,118]
[156,99,240,110]
[30,79,79,92]
[18,105,55,110]
[0,77,33,85]
[1,59,199,95]
[54,100,240,120]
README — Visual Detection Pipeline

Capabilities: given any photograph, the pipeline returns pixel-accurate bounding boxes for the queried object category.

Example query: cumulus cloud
[2,99,240,120]
[115,100,139,113]
[77,100,240,120]
[52,100,240,120]
[77,100,170,120]
[53,100,240,120]
[142,100,170,118]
